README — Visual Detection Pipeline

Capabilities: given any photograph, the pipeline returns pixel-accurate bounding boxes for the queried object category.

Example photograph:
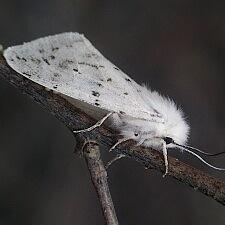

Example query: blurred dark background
[0,0,224,224]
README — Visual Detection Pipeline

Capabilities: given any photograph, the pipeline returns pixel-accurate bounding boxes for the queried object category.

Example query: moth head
[161,107,190,147]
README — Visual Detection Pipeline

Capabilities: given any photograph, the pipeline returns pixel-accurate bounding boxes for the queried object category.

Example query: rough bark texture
[1,55,225,206]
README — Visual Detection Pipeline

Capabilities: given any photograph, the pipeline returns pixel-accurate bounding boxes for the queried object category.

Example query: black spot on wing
[73,68,78,72]
[15,56,27,62]
[96,82,103,87]
[125,78,131,82]
[113,67,119,70]
[95,99,100,104]
[78,61,98,69]
[107,78,112,82]
[153,108,160,115]
[42,58,50,65]
[50,55,55,60]
[51,47,59,52]
[119,111,125,115]
[53,73,61,78]
[124,92,128,95]
[92,91,100,97]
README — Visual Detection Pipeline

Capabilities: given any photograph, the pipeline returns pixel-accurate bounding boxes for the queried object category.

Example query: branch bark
[1,55,225,206]
[81,139,119,225]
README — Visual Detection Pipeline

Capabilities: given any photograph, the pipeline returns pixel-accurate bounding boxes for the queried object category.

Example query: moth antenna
[175,142,225,157]
[175,145,225,171]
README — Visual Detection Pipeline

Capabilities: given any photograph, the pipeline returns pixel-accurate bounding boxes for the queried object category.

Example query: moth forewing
[5,32,224,174]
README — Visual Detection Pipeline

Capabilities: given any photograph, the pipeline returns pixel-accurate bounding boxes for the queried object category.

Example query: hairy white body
[5,32,223,174]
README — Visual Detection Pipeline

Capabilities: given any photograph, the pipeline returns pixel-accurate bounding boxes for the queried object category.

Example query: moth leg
[105,154,126,169]
[109,137,130,152]
[162,142,169,177]
[73,112,114,133]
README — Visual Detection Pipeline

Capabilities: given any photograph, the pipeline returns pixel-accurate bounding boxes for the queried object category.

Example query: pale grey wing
[4,32,163,122]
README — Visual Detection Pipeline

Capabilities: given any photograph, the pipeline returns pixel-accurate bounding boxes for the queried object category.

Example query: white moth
[4,32,225,175]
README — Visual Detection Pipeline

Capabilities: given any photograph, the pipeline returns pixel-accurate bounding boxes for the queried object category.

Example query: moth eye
[134,133,139,137]
[164,137,174,145]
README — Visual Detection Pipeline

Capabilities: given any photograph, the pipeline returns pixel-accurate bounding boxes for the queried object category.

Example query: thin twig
[1,55,225,206]
[81,139,119,225]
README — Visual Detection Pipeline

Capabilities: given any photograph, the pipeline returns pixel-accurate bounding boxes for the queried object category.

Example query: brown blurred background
[0,0,225,224]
